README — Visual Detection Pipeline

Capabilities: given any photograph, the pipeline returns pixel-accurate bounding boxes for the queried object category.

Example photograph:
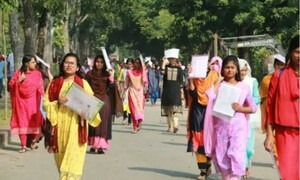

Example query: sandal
[98,148,105,154]
[173,127,179,133]
[197,171,207,180]
[19,147,27,153]
[243,169,250,179]
[30,141,39,149]
[131,129,138,134]
[90,147,96,153]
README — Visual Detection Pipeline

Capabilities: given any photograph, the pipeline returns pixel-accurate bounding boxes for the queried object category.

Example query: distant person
[148,60,160,106]
[239,59,261,179]
[43,53,101,179]
[0,54,5,98]
[125,57,147,133]
[259,54,285,168]
[121,58,134,125]
[9,55,44,153]
[81,58,91,74]
[161,49,183,133]
[264,35,299,180]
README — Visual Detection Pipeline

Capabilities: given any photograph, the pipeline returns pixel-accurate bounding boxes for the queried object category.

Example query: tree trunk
[8,12,24,70]
[0,11,3,50]
[63,1,71,54]
[35,7,48,58]
[43,14,53,64]
[22,0,36,55]
[78,26,90,61]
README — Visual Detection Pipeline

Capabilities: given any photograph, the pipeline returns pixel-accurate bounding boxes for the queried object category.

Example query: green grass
[0,107,11,128]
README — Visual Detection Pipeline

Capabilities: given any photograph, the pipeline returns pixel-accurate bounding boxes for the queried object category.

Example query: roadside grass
[0,108,11,128]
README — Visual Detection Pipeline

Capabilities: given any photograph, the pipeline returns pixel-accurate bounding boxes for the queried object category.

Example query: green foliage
[3,0,299,72]
[52,26,64,49]
[138,9,175,40]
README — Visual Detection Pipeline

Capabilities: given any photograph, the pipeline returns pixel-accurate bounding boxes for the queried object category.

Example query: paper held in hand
[212,82,242,120]
[64,83,104,123]
[189,55,209,78]
[101,47,113,70]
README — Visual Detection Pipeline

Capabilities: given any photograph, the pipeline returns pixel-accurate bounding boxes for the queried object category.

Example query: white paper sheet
[189,55,209,78]
[139,54,145,67]
[64,83,104,122]
[212,82,242,120]
[101,47,112,70]
[35,54,50,68]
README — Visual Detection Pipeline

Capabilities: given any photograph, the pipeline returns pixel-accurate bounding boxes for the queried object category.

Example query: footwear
[98,148,105,154]
[173,127,179,133]
[131,129,138,134]
[166,127,172,132]
[137,124,142,131]
[122,119,128,125]
[243,168,250,179]
[197,171,207,180]
[19,147,27,153]
[90,147,96,153]
[30,141,39,149]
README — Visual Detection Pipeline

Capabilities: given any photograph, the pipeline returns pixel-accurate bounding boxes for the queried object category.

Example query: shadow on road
[128,167,195,179]
[161,141,186,147]
[252,161,273,168]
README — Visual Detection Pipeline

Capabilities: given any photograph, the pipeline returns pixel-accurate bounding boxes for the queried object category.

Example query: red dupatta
[47,74,87,152]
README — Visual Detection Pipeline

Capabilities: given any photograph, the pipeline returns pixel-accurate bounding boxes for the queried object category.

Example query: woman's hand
[18,73,26,83]
[264,134,275,152]
[162,58,169,69]
[58,95,68,105]
[187,65,192,74]
[108,69,114,77]
[231,102,242,112]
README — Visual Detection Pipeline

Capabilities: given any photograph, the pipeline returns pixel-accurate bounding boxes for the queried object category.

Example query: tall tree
[22,0,36,55]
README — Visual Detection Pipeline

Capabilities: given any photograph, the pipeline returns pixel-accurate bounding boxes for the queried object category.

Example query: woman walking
[239,59,261,178]
[161,49,183,133]
[207,55,256,179]
[9,55,44,153]
[43,53,101,179]
[264,35,299,180]
[187,56,221,179]
[125,57,147,133]
[85,55,114,154]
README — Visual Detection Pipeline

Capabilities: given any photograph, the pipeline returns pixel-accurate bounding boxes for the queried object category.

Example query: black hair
[286,35,299,64]
[93,55,107,70]
[58,53,84,78]
[126,58,134,64]
[221,55,241,82]
[20,55,36,73]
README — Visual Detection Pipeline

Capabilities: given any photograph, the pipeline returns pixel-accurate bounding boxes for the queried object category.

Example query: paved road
[0,101,279,180]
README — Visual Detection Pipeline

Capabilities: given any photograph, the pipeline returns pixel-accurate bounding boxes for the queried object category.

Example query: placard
[189,55,209,78]
[64,83,104,123]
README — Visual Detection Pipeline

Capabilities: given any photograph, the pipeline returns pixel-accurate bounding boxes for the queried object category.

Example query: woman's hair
[286,35,299,65]
[221,55,241,81]
[58,53,84,78]
[93,54,107,70]
[126,58,134,64]
[134,58,142,69]
[20,55,36,73]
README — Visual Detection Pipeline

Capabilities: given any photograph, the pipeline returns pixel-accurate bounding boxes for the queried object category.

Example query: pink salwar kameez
[207,82,256,178]
[126,68,147,131]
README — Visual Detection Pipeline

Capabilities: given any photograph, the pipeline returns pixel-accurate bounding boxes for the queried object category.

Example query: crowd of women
[7,35,298,180]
